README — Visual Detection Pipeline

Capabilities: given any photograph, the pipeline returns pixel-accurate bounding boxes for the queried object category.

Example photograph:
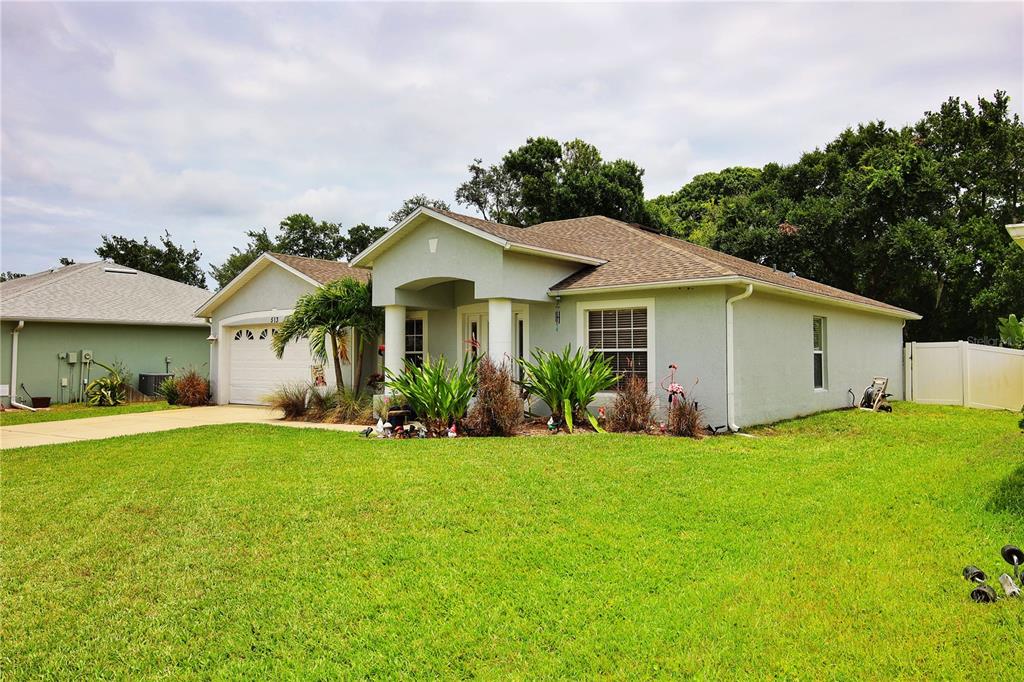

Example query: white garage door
[229,326,318,405]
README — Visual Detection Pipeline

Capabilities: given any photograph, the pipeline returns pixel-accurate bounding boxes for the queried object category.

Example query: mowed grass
[2,403,1022,678]
[0,400,177,426]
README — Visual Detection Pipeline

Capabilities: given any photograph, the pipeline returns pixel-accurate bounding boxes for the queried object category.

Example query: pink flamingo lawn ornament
[661,363,699,407]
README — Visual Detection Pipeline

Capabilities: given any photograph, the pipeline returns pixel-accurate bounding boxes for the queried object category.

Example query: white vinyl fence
[904,341,1024,411]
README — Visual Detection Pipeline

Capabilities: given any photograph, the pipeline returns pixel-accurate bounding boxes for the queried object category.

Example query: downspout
[9,321,36,412]
[726,284,753,432]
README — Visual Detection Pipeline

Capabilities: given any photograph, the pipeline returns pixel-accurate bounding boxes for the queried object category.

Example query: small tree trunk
[330,333,345,391]
[353,333,365,395]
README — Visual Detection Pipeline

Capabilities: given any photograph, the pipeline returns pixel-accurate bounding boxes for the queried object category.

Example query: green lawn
[2,403,1021,678]
[0,400,177,426]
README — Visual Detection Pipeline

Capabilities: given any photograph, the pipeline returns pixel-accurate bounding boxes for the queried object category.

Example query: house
[1008,223,1024,250]
[195,252,374,405]
[1,262,210,408]
[350,207,921,429]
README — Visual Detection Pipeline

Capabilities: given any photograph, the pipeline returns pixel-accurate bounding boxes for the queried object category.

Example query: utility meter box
[82,350,93,362]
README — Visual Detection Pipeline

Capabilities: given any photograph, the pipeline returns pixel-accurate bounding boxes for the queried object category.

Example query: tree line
[34,90,1021,342]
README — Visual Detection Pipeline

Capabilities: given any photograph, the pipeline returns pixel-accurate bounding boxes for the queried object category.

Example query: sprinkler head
[963,565,988,583]
[970,583,998,603]
[1001,545,1023,579]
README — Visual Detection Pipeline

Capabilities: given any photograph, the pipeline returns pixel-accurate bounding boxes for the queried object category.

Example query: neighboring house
[0,262,210,408]
[195,252,374,405]
[350,207,921,429]
[1007,223,1024,250]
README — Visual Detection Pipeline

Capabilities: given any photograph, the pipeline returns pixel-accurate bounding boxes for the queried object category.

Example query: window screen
[813,316,826,389]
[587,307,648,387]
[405,318,424,367]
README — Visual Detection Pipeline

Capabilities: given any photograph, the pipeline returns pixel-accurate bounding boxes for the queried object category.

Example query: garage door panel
[229,325,326,405]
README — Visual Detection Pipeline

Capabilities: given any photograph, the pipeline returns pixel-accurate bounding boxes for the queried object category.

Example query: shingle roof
[438,212,917,318]
[428,208,608,260]
[0,261,210,326]
[268,253,369,285]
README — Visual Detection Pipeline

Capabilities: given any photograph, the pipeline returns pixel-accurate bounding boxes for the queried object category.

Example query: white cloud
[1,1,1020,280]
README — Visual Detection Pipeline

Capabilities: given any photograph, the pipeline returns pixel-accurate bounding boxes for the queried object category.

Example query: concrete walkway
[0,405,365,450]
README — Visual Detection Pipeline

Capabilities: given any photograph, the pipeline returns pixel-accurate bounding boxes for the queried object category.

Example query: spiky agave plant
[384,355,477,436]
[85,361,128,406]
[516,345,617,432]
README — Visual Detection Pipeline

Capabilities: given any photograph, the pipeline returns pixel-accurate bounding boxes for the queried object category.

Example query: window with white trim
[405,317,425,367]
[812,316,827,389]
[587,307,648,388]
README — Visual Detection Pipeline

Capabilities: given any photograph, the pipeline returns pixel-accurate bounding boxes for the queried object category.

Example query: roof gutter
[9,321,36,411]
[726,285,753,432]
[504,243,606,266]
[549,277,920,320]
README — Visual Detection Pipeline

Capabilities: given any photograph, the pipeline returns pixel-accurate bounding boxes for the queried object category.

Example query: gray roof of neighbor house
[421,208,919,319]
[0,261,210,327]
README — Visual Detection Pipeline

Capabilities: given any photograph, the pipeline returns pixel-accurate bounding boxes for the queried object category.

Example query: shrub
[303,388,374,424]
[384,355,477,436]
[328,389,374,424]
[305,388,337,421]
[667,395,704,438]
[175,368,210,407]
[465,356,523,436]
[157,376,179,405]
[266,383,310,420]
[85,361,128,406]
[607,375,655,433]
[516,346,617,432]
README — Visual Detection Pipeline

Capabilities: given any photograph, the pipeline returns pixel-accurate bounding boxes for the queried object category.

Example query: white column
[487,298,513,367]
[384,305,406,387]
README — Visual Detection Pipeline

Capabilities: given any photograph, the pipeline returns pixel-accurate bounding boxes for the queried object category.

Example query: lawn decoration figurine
[662,363,683,406]
[971,582,998,603]
[447,424,458,438]
[998,573,1021,598]
[661,363,699,408]
[1001,544,1023,581]
[963,565,987,583]
[962,543,1023,603]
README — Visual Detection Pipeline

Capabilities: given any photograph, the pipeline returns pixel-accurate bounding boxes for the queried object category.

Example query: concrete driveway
[0,405,365,450]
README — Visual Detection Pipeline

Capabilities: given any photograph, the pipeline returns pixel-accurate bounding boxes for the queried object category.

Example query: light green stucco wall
[206,262,379,402]
[367,215,907,428]
[732,291,905,426]
[413,285,730,426]
[370,217,580,306]
[1,320,209,406]
[209,264,316,325]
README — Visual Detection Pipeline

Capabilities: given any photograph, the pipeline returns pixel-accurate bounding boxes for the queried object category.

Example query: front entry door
[463,312,488,361]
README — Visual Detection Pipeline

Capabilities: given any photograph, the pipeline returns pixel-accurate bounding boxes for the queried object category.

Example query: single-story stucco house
[195,252,375,405]
[346,207,921,429]
[1,261,210,408]
[1008,223,1024,250]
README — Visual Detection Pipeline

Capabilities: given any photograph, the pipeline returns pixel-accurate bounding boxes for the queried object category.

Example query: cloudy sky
[2,1,1021,283]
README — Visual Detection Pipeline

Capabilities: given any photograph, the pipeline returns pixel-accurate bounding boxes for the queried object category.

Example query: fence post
[904,343,912,402]
[959,340,970,407]
[910,342,919,403]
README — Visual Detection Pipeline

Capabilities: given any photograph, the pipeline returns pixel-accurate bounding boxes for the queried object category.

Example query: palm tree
[341,278,383,391]
[272,277,381,392]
